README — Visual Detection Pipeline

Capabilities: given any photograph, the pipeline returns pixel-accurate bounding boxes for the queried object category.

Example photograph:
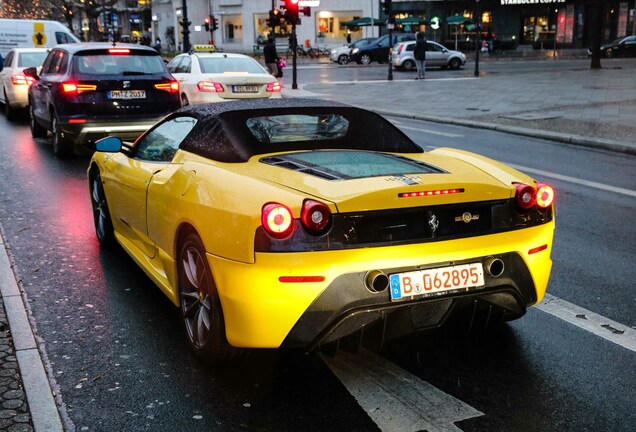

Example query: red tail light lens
[197,81,225,92]
[108,48,131,55]
[536,183,555,208]
[301,200,332,234]
[397,44,404,55]
[262,203,294,239]
[155,81,180,93]
[61,82,97,95]
[12,74,34,86]
[515,183,536,211]
[266,81,282,92]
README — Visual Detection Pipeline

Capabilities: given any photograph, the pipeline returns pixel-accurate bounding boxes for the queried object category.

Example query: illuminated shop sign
[299,0,320,6]
[501,0,566,5]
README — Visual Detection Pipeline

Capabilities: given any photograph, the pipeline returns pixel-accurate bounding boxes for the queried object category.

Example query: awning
[446,15,474,26]
[341,17,385,27]
[396,16,427,26]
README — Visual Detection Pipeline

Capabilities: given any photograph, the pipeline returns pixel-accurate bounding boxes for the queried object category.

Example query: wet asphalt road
[0,100,634,430]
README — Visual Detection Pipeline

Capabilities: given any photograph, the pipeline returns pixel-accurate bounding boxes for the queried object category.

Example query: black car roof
[165,98,422,163]
[52,42,160,54]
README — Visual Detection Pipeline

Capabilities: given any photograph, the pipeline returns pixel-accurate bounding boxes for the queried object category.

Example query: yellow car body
[89,99,555,361]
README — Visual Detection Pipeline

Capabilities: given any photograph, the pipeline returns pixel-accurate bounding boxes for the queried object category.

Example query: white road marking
[509,164,636,198]
[327,77,478,85]
[398,125,465,138]
[536,294,636,353]
[322,348,483,432]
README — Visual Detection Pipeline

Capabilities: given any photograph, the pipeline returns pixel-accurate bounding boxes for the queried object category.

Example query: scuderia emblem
[455,212,480,223]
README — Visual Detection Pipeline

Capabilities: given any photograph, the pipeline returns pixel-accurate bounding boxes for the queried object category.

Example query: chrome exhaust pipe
[484,257,505,278]
[365,270,389,293]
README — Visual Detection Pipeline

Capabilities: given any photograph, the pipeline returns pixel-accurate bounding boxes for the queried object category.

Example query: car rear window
[246,114,349,143]
[75,51,166,75]
[199,57,265,74]
[18,52,48,68]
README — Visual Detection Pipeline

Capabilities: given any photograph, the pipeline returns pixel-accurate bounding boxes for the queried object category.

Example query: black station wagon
[25,42,181,157]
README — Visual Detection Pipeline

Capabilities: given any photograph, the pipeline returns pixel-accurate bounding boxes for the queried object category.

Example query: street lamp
[181,0,191,52]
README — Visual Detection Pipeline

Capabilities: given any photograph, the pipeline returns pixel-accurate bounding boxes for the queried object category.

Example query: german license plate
[108,90,146,99]
[232,85,259,93]
[390,263,485,301]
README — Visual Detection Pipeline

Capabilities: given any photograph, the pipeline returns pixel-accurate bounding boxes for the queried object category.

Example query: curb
[0,236,64,432]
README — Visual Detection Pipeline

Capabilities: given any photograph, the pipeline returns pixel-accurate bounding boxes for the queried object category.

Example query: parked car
[0,47,49,120]
[587,35,636,58]
[393,40,466,71]
[24,42,181,158]
[88,98,556,364]
[349,33,416,65]
[0,19,79,58]
[329,38,375,65]
[167,51,281,106]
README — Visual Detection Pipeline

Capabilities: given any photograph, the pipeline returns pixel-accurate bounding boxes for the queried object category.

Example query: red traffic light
[204,17,210,24]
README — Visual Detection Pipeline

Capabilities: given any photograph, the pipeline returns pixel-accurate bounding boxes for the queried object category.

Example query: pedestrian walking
[264,37,280,77]
[413,32,427,80]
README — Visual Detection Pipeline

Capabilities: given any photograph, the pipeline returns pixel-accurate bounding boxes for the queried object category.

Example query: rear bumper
[60,117,164,144]
[209,222,554,349]
[5,85,29,109]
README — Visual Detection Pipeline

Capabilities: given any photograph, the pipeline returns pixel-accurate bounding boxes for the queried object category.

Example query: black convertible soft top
[167,98,422,163]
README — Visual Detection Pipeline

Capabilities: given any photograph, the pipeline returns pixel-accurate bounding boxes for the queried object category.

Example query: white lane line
[398,125,465,138]
[536,294,636,353]
[322,348,483,432]
[509,164,636,198]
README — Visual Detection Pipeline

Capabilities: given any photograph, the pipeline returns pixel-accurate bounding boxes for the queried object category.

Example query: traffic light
[268,9,282,28]
[301,6,311,17]
[202,16,210,32]
[285,0,300,25]
[382,0,392,15]
[212,16,219,32]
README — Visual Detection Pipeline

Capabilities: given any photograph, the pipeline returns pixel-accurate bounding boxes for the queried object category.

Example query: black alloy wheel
[338,54,349,65]
[90,169,115,247]
[30,104,46,138]
[178,229,238,364]
[51,112,72,158]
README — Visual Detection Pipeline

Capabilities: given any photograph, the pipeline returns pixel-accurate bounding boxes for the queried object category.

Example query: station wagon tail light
[108,48,131,55]
[515,183,536,211]
[301,200,332,234]
[62,82,97,95]
[262,203,294,239]
[266,81,282,92]
[536,183,555,208]
[197,81,225,92]
[396,44,404,54]
[12,74,35,86]
[155,81,179,93]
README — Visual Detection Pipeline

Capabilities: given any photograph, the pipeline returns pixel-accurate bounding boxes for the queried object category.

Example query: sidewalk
[0,53,634,432]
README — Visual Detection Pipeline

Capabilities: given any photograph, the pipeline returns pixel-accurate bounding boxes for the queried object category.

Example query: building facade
[145,0,636,53]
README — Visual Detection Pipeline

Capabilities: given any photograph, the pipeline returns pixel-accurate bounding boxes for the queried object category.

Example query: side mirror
[23,67,39,80]
[95,136,123,153]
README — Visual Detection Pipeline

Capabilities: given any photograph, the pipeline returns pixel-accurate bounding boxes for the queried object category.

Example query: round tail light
[536,183,555,208]
[515,183,536,211]
[262,203,294,239]
[301,200,332,234]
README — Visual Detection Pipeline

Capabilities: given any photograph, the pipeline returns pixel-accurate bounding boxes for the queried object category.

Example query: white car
[329,38,375,65]
[393,40,466,71]
[167,51,282,106]
[0,47,49,120]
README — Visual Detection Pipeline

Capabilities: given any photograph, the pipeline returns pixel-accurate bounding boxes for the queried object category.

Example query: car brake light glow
[108,48,131,55]
[279,276,326,283]
[515,183,536,211]
[262,203,294,239]
[197,81,225,92]
[536,183,555,208]
[62,82,97,95]
[300,200,332,233]
[155,81,180,93]
[12,74,34,86]
[397,44,404,54]
[266,81,282,92]
[398,188,464,198]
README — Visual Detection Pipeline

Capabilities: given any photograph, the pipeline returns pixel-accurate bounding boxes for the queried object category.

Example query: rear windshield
[18,52,48,68]
[199,57,266,74]
[246,114,349,143]
[75,52,166,75]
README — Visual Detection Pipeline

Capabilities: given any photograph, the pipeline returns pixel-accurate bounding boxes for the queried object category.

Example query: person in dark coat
[413,32,427,80]
[263,37,280,77]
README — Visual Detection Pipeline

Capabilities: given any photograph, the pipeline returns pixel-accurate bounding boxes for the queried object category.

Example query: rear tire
[30,104,46,138]
[337,55,349,65]
[402,60,416,72]
[52,112,72,158]
[449,57,461,70]
[181,93,190,107]
[178,229,239,365]
[3,91,17,121]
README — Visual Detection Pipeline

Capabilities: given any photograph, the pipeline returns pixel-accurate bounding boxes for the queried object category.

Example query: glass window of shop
[223,15,243,44]
[318,12,369,44]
